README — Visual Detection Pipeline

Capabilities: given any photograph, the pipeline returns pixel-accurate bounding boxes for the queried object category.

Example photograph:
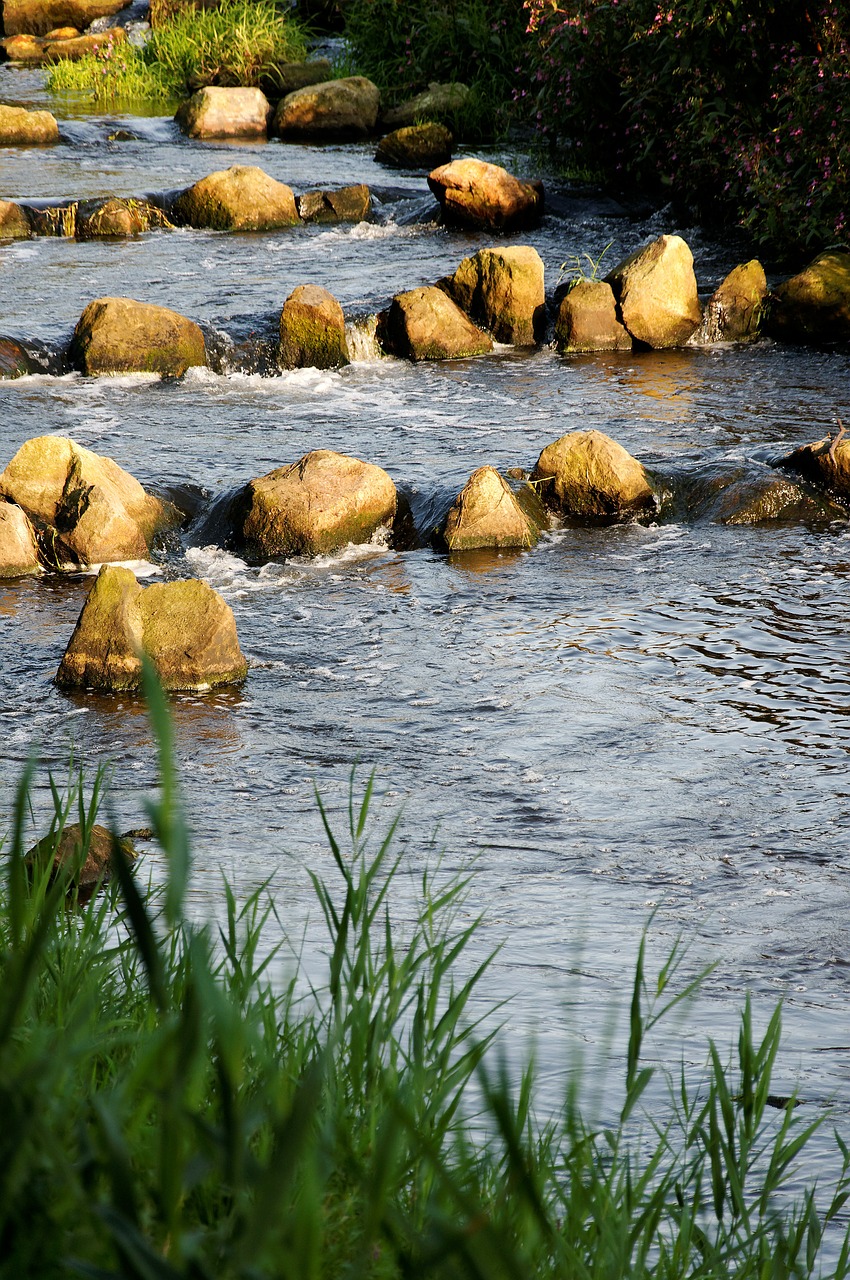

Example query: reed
[1,662,848,1277]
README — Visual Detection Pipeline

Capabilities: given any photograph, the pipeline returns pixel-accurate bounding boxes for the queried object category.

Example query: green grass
[2,659,850,1277]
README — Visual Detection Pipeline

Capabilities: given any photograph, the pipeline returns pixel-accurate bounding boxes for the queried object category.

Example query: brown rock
[532,429,655,521]
[76,198,173,239]
[274,76,380,139]
[297,184,371,224]
[42,27,126,61]
[767,251,850,345]
[0,103,59,144]
[378,286,493,362]
[27,202,77,236]
[0,500,40,577]
[239,450,397,559]
[2,0,124,36]
[266,58,332,96]
[0,336,41,377]
[555,279,632,353]
[440,246,545,345]
[605,234,702,348]
[441,467,541,552]
[172,165,298,232]
[26,822,135,899]
[0,199,31,239]
[776,435,850,498]
[375,122,453,169]
[691,260,768,345]
[382,82,470,129]
[43,26,79,39]
[713,474,838,525]
[427,158,543,232]
[71,296,206,377]
[175,86,271,139]
[1,33,43,58]
[279,284,349,370]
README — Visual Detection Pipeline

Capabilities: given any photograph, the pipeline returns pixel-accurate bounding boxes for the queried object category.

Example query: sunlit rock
[690,260,768,345]
[71,296,206,377]
[296,184,371,223]
[532,429,655,521]
[440,467,542,552]
[0,500,40,577]
[172,165,298,232]
[0,200,31,239]
[25,822,135,901]
[378,286,492,361]
[279,284,349,370]
[175,86,271,139]
[440,246,545,346]
[776,434,850,498]
[75,198,173,239]
[427,158,543,232]
[1,0,124,36]
[0,102,59,144]
[605,234,702,348]
[274,76,380,139]
[554,279,632,352]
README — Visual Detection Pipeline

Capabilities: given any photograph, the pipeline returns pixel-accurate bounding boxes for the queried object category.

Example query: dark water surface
[3,65,850,1229]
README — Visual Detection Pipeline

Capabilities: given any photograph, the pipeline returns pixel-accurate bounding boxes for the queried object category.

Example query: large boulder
[776,433,850,498]
[554,279,632,353]
[2,0,124,36]
[0,500,40,577]
[75,198,173,239]
[26,822,135,901]
[71,296,206,377]
[274,76,380,140]
[0,199,31,238]
[605,235,702,348]
[427,158,543,232]
[378,286,493,362]
[382,82,470,129]
[0,103,58,144]
[766,251,850,345]
[440,246,545,346]
[279,285,349,370]
[238,450,397,560]
[691,260,768,345]
[56,565,248,692]
[296,184,371,224]
[172,165,298,232]
[175,86,271,139]
[440,467,541,552]
[0,435,178,566]
[532,430,655,521]
[375,122,452,169]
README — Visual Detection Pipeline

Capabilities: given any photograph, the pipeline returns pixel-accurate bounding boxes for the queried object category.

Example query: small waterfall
[345,315,382,363]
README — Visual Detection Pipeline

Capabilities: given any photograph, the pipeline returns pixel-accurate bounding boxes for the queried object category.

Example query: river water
[2,65,850,1229]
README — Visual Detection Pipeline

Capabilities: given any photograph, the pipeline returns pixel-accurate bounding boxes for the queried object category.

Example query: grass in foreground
[2,663,850,1277]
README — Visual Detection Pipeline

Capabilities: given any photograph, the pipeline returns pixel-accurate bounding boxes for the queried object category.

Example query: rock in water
[172,165,298,232]
[440,246,545,345]
[274,76,380,139]
[776,436,850,498]
[279,285,349,370]
[605,234,702,348]
[296,184,371,223]
[554,279,632,352]
[239,450,397,559]
[378,286,493,361]
[440,467,541,551]
[427,158,543,232]
[0,500,40,577]
[532,430,655,521]
[691,260,768,345]
[0,200,31,239]
[25,822,135,901]
[0,103,59,144]
[56,565,248,691]
[375,123,453,169]
[75,198,173,239]
[71,296,206,377]
[175,86,271,139]
[2,0,124,36]
[767,251,850,346]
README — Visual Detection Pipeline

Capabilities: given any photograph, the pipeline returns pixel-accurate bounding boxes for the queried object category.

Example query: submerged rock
[440,467,541,552]
[767,251,850,346]
[712,473,840,525]
[0,199,31,238]
[378,286,493,362]
[606,234,702,348]
[0,500,40,577]
[175,86,271,139]
[56,565,248,691]
[375,122,453,169]
[554,279,632,353]
[296,184,371,224]
[1,0,124,36]
[532,430,655,521]
[75,198,172,239]
[172,165,298,232]
[274,76,380,139]
[427,158,543,232]
[279,284,349,370]
[691,260,768,345]
[382,82,469,129]
[0,103,59,144]
[440,246,545,346]
[238,450,397,560]
[25,822,135,900]
[71,296,206,377]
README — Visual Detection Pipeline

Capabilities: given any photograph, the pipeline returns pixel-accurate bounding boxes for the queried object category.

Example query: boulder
[172,165,298,232]
[0,199,31,238]
[382,82,470,129]
[440,467,541,552]
[711,473,839,525]
[56,565,248,692]
[427,158,543,232]
[605,234,702,348]
[296,184,371,224]
[375,122,453,169]
[274,76,380,139]
[25,822,135,900]
[71,296,206,377]
[766,251,850,345]
[378,286,493,362]
[266,58,332,96]
[2,0,124,36]
[0,500,40,577]
[691,260,768,345]
[440,246,545,346]
[0,103,58,144]
[0,435,178,566]
[175,86,271,139]
[776,434,850,498]
[44,25,79,38]
[554,279,632,353]
[75,198,173,239]
[0,336,42,377]
[42,26,126,60]
[532,429,655,521]
[238,450,397,560]
[279,284,349,370]
[1,33,42,57]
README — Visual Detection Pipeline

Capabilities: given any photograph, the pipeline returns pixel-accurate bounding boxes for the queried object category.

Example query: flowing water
[3,64,850,1228]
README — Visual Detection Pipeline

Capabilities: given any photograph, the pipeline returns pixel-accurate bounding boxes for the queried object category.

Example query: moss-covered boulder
[76,198,173,239]
[25,822,135,901]
[0,500,40,577]
[0,435,178,566]
[440,246,545,346]
[375,122,453,169]
[0,103,58,144]
[776,434,850,498]
[71,296,206,377]
[274,76,380,139]
[440,467,541,552]
[239,450,397,560]
[532,430,655,522]
[279,285,349,370]
[175,86,271,139]
[378,286,493,362]
[0,200,31,238]
[172,165,298,232]
[56,565,248,691]
[427,158,543,232]
[296,184,371,224]
[555,279,632,353]
[268,58,332,95]
[606,235,702,348]
[711,473,839,525]
[766,251,850,345]
[382,82,469,129]
[691,260,768,345]
[2,0,124,36]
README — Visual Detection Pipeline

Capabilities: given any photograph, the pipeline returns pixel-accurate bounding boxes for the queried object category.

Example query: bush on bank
[2,664,850,1277]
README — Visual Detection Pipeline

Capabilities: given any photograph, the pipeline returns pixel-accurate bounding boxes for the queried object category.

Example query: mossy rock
[375,122,453,169]
[0,500,40,577]
[605,234,702,348]
[691,260,768,345]
[76,199,173,239]
[532,430,656,522]
[0,103,59,144]
[767,251,850,345]
[296,184,371,224]
[440,246,545,346]
[0,200,31,239]
[172,165,298,232]
[279,285,349,370]
[377,286,493,362]
[440,467,541,552]
[71,296,207,377]
[274,76,380,140]
[26,822,135,902]
[554,279,632,353]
